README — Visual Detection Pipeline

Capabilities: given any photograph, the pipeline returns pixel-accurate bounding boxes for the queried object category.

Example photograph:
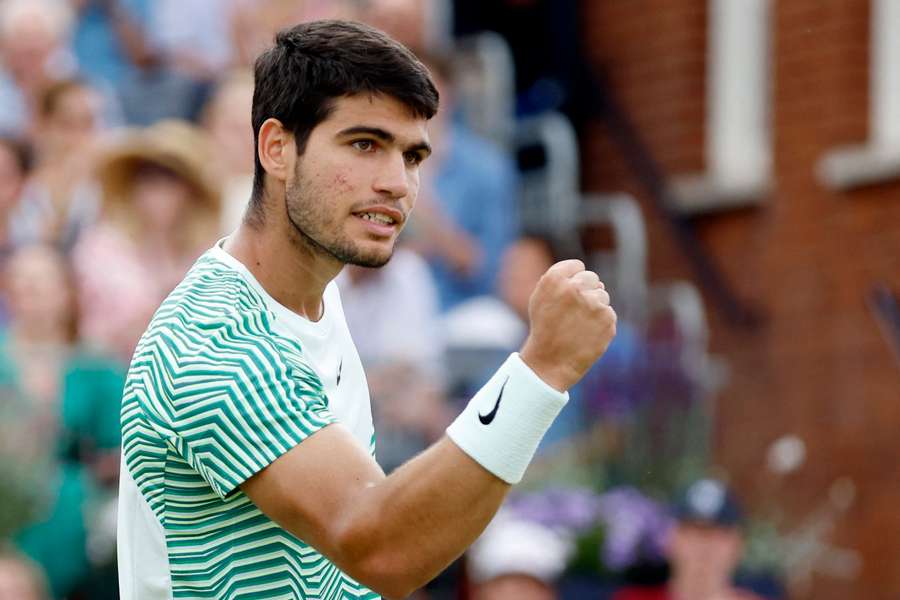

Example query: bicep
[241,423,386,562]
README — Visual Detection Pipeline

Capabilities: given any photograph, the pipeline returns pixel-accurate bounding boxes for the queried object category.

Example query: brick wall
[581,1,900,598]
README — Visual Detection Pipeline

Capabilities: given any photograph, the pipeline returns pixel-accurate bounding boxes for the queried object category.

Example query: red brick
[583,1,900,597]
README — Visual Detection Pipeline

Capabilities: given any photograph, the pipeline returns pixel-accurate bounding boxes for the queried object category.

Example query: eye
[404,151,423,166]
[352,140,375,152]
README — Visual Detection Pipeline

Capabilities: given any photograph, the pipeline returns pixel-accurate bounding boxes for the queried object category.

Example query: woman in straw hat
[72,120,221,361]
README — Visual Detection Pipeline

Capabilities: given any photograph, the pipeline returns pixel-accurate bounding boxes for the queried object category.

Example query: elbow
[345,548,422,599]
[332,523,422,599]
[361,569,419,600]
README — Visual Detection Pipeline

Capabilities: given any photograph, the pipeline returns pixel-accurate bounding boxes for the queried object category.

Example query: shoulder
[136,254,276,358]
[137,254,322,384]
[157,253,268,322]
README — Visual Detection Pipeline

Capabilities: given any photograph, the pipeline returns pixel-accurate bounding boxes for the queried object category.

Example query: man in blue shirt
[408,54,519,310]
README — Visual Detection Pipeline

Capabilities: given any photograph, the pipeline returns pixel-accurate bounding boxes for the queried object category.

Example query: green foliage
[567,524,608,576]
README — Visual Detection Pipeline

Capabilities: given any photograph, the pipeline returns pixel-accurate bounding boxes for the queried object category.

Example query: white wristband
[446,353,569,484]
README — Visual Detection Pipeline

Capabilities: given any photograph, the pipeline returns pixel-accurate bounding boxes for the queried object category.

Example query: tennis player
[117,20,616,600]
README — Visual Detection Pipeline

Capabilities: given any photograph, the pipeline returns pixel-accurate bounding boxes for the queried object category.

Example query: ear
[257,118,294,185]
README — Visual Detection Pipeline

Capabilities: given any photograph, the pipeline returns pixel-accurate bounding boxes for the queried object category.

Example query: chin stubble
[284,195,392,269]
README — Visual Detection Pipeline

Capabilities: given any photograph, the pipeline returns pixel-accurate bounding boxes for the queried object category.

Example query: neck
[223,203,343,321]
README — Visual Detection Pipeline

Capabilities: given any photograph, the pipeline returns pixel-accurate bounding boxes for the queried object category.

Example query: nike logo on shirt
[478,377,509,425]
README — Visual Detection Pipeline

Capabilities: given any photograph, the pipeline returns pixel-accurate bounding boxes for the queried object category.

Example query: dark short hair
[249,20,440,209]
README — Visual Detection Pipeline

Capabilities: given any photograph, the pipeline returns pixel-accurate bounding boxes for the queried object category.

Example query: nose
[372,152,410,199]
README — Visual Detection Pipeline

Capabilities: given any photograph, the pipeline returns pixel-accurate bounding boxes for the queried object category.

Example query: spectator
[467,510,571,600]
[406,52,519,310]
[337,247,450,472]
[443,235,641,450]
[73,120,220,360]
[0,0,77,137]
[22,79,105,250]
[0,244,124,599]
[115,0,220,125]
[366,0,452,52]
[440,236,557,351]
[613,479,765,600]
[232,0,364,67]
[69,0,155,88]
[147,0,240,81]
[0,551,48,600]
[201,69,255,234]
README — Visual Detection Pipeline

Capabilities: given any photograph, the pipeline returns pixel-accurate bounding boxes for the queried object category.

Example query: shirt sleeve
[137,311,336,499]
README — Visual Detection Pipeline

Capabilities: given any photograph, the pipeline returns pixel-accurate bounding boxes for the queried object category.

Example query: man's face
[283,93,431,268]
[6,245,71,329]
[44,86,100,154]
[668,522,743,579]
[132,170,192,233]
[1,11,58,80]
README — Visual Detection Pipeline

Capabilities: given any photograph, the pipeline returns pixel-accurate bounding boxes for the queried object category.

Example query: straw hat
[95,119,221,215]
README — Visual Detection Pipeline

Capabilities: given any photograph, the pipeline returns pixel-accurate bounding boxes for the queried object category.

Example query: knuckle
[544,268,564,283]
[587,297,606,315]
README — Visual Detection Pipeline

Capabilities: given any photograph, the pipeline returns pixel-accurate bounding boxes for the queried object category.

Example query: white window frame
[671,0,773,214]
[818,0,900,189]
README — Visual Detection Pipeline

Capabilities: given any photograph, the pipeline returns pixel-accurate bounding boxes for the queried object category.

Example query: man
[467,510,570,600]
[613,479,765,600]
[405,52,519,311]
[117,20,617,600]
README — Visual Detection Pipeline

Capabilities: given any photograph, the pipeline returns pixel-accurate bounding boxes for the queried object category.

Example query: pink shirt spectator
[73,223,196,361]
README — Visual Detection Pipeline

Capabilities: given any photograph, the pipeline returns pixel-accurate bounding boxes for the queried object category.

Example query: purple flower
[507,487,602,532]
[597,487,673,570]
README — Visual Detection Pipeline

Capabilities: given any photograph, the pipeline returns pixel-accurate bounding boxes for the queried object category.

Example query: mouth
[351,206,404,237]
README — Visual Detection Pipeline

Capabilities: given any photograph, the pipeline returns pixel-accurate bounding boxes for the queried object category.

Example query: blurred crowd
[0,1,779,599]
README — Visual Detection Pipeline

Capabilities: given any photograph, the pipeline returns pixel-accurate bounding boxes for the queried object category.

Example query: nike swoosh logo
[478,377,509,425]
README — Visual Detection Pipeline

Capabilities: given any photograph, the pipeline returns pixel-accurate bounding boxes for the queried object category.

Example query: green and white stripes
[121,253,378,599]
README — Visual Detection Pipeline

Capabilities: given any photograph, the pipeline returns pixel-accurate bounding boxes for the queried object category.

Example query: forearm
[336,437,508,598]
[335,354,568,597]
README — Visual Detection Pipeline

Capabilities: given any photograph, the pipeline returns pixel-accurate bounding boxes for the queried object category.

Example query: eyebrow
[337,125,432,158]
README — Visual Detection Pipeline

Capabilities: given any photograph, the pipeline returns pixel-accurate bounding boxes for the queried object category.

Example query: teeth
[361,212,395,225]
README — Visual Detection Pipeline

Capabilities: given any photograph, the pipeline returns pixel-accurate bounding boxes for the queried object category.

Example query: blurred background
[0,0,895,599]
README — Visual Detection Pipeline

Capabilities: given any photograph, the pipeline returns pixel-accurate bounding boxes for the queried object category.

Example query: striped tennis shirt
[117,241,379,599]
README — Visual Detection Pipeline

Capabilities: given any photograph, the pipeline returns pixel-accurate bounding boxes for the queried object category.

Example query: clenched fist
[519,260,617,392]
